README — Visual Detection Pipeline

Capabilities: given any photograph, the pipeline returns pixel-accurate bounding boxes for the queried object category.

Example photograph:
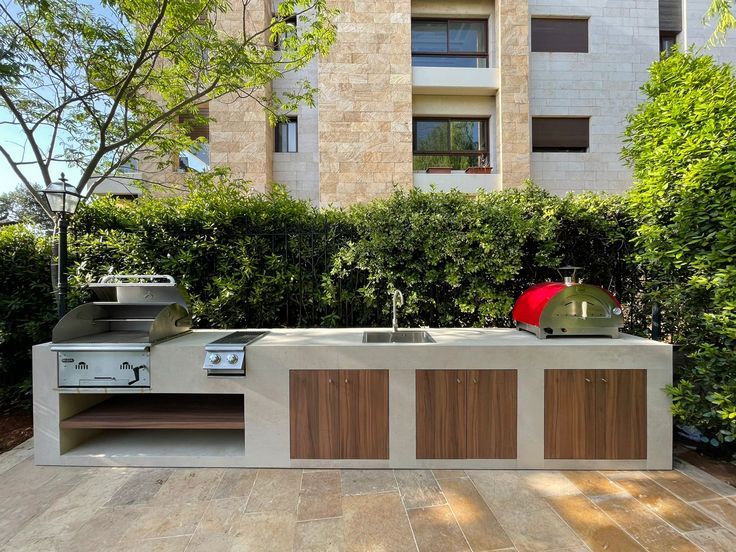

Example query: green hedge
[0,181,642,392]
[0,225,56,387]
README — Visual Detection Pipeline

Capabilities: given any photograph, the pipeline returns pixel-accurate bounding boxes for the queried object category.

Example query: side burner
[203,331,269,376]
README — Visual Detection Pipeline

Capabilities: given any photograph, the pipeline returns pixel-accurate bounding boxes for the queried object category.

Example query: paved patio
[1,441,735,552]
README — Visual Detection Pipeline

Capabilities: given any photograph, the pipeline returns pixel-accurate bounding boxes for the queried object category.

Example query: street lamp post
[43,173,81,318]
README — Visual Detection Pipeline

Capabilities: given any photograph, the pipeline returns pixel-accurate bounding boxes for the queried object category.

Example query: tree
[706,0,736,44]
[0,0,337,215]
[0,184,51,229]
[623,51,736,451]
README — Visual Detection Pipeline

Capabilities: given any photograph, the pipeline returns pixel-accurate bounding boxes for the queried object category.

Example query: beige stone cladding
[209,0,274,192]
[497,0,531,188]
[317,0,413,207]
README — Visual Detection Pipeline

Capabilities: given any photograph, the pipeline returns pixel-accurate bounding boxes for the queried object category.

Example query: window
[412,118,489,170]
[178,103,210,172]
[276,117,298,153]
[531,18,588,53]
[275,16,297,51]
[532,118,589,153]
[411,19,488,68]
[659,32,678,54]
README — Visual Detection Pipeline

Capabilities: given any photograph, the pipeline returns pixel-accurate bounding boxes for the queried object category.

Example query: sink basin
[362,331,436,344]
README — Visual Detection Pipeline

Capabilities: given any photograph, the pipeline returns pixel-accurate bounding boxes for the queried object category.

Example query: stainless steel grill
[51,275,192,387]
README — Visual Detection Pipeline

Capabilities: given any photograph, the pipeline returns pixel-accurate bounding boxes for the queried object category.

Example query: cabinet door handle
[457,378,462,384]
[328,378,333,384]
[345,378,349,384]
[473,378,478,384]
[584,377,592,383]
[601,378,608,383]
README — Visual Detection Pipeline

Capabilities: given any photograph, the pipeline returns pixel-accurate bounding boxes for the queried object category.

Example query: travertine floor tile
[494,503,584,552]
[439,477,513,551]
[245,469,302,513]
[340,469,397,496]
[342,492,416,552]
[548,494,645,551]
[647,470,721,502]
[150,469,224,505]
[194,497,247,535]
[694,497,736,531]
[0,447,33,476]
[64,505,145,552]
[121,501,207,539]
[229,511,297,552]
[407,505,470,552]
[683,527,736,552]
[294,517,345,552]
[395,470,446,509]
[564,471,624,497]
[674,459,736,498]
[616,477,719,532]
[298,470,342,521]
[213,468,258,500]
[105,468,174,506]
[468,470,549,513]
[521,472,581,497]
[432,470,467,479]
[119,535,190,552]
[593,494,700,551]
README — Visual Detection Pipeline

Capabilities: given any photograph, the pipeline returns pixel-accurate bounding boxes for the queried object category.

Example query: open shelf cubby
[60,393,244,430]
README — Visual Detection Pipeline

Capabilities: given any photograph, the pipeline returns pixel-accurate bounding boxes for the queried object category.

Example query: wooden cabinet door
[596,369,647,459]
[339,370,389,459]
[290,370,339,459]
[416,370,466,459]
[467,370,517,459]
[544,369,597,459]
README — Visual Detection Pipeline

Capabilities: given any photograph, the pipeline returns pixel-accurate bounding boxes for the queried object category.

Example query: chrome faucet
[391,289,404,332]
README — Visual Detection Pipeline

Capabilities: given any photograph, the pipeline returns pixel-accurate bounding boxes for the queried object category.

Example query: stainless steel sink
[362,330,436,344]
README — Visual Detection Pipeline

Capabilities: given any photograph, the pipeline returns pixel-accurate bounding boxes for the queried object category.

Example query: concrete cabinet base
[32,328,673,470]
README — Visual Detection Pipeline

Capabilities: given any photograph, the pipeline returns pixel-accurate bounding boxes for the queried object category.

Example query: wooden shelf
[60,394,244,430]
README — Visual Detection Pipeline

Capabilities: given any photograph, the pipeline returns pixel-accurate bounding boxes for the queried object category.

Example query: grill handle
[98,275,176,285]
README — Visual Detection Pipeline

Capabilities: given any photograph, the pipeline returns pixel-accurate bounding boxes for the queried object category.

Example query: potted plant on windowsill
[465,154,492,174]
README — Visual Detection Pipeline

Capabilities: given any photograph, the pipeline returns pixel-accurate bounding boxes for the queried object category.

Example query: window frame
[275,117,298,153]
[412,117,490,162]
[531,17,589,53]
[274,15,297,51]
[411,18,489,68]
[531,117,590,153]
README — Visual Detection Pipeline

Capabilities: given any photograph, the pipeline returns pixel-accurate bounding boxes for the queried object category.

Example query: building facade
[105,0,736,206]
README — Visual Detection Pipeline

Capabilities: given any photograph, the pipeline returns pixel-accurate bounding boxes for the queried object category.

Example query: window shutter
[532,118,589,151]
[531,18,589,53]
[179,103,209,141]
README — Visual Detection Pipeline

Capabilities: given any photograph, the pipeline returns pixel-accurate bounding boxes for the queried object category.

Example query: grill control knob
[227,354,239,365]
[612,307,622,316]
[208,354,221,365]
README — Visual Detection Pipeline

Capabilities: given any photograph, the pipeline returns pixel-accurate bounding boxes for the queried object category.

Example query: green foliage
[623,50,736,448]
[0,225,56,387]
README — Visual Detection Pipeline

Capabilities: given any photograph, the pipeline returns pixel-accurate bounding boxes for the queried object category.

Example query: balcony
[412,66,500,95]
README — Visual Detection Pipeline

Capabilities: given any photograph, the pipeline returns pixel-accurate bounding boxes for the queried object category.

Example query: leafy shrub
[623,50,736,450]
[0,225,56,387]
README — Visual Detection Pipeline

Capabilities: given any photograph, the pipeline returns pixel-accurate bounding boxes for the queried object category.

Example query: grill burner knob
[227,354,239,365]
[612,307,622,316]
[208,354,222,365]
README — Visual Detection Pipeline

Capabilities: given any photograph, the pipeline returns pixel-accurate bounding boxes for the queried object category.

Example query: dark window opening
[532,117,589,153]
[531,18,589,53]
[659,31,678,55]
[276,117,298,153]
[412,118,489,170]
[275,16,297,51]
[178,103,210,172]
[411,19,488,68]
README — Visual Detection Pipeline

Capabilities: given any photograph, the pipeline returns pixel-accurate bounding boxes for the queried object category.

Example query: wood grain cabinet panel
[417,369,517,459]
[416,370,466,459]
[339,370,389,459]
[544,369,647,460]
[290,369,389,460]
[290,370,339,459]
[596,369,647,459]
[544,369,597,459]
[467,370,517,459]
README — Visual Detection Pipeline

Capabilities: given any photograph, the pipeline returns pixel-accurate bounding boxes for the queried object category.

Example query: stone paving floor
[1,440,736,552]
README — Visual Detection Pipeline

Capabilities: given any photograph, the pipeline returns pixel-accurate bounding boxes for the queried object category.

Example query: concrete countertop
[156,327,668,349]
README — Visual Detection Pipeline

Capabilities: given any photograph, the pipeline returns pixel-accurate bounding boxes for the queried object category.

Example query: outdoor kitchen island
[33,328,672,470]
